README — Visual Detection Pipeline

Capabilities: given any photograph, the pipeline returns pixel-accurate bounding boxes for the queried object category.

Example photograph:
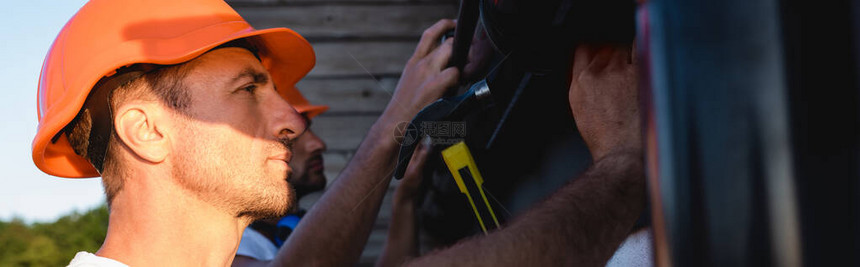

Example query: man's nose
[304,130,327,154]
[267,93,306,141]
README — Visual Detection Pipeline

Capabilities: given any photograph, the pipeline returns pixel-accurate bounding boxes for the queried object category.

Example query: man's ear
[113,102,169,163]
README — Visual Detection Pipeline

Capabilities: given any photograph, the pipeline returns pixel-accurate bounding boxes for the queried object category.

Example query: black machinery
[393,0,636,245]
[394,0,860,265]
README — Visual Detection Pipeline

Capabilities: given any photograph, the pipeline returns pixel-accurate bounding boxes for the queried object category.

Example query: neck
[96,170,251,266]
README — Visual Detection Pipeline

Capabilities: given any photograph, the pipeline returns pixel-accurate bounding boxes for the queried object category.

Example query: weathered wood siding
[227,1,458,265]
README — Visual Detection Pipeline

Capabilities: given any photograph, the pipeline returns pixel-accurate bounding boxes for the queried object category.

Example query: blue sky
[0,0,105,222]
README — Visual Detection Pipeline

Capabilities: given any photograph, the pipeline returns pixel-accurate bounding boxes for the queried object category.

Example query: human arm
[231,256,270,267]
[271,19,460,267]
[402,43,644,266]
[375,138,431,267]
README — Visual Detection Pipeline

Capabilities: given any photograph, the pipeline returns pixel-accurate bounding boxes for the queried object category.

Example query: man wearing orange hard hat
[36,0,458,265]
[36,0,647,266]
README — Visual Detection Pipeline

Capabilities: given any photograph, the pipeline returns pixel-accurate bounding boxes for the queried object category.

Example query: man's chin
[238,185,295,220]
[293,180,326,199]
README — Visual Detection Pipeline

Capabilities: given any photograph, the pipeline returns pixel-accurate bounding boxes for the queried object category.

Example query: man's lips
[306,157,324,172]
[269,151,293,163]
[268,152,293,175]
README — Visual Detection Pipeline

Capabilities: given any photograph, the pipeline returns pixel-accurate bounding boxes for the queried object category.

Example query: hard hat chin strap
[68,66,153,174]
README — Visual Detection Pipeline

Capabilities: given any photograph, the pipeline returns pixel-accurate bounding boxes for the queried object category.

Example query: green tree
[0,204,108,266]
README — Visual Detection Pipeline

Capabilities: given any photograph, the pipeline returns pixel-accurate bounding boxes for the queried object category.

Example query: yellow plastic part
[441,141,500,234]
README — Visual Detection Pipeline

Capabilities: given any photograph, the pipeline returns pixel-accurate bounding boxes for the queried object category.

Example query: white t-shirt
[606,228,654,267]
[236,227,279,261]
[67,252,128,267]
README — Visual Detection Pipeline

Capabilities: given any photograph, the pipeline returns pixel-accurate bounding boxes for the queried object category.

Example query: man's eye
[241,84,258,93]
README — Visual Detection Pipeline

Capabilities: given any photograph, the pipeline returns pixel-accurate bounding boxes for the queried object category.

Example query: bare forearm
[274,19,458,265]
[406,151,645,266]
[275,117,400,266]
[376,195,419,267]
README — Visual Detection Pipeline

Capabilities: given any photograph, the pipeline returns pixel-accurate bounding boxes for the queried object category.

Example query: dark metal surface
[447,0,479,74]
[646,0,860,265]
[646,0,795,265]
[781,0,860,265]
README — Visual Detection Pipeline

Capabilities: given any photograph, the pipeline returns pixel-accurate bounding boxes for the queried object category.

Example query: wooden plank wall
[227,1,458,265]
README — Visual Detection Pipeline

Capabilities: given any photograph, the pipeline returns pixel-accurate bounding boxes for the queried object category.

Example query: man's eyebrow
[230,67,269,85]
[301,113,312,126]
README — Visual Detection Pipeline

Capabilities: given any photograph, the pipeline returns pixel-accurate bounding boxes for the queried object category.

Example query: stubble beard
[171,143,295,221]
[292,172,326,199]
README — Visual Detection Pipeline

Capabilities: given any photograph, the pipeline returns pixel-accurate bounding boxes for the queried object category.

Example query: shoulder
[606,228,654,267]
[236,227,279,261]
[67,251,128,267]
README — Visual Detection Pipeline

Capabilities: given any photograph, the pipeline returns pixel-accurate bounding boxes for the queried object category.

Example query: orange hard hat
[283,86,329,120]
[33,0,318,178]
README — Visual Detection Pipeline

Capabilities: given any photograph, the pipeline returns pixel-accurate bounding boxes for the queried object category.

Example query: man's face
[289,118,327,197]
[167,47,306,220]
